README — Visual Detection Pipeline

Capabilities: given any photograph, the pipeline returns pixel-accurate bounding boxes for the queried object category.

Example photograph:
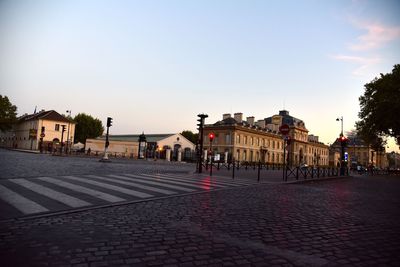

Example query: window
[236,135,240,144]
[244,136,247,145]
[55,124,60,131]
[250,137,253,146]
[225,134,230,144]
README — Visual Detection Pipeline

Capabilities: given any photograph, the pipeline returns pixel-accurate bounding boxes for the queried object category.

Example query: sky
[1,0,399,151]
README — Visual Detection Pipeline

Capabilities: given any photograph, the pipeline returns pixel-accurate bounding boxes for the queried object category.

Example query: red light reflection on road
[200,176,212,190]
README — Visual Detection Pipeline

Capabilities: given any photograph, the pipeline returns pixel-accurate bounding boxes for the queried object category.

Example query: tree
[0,95,17,131]
[74,113,104,144]
[181,130,198,144]
[356,64,400,148]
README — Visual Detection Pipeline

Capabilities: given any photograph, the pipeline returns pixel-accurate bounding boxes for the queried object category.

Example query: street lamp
[336,116,346,175]
[66,110,72,154]
[138,132,147,159]
[336,116,343,136]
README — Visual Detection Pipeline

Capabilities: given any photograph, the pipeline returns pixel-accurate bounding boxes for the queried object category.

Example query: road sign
[279,124,290,135]
[40,133,45,138]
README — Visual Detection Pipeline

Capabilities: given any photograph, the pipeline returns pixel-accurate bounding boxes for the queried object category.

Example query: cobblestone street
[1,151,399,267]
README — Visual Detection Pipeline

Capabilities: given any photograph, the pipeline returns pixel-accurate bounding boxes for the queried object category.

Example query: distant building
[0,110,75,152]
[85,133,195,161]
[203,110,329,166]
[330,135,388,169]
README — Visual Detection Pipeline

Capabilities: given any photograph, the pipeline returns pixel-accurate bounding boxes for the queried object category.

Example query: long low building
[85,133,195,161]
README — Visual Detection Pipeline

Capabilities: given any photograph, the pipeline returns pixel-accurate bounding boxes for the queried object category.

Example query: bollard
[257,161,261,182]
[232,160,235,180]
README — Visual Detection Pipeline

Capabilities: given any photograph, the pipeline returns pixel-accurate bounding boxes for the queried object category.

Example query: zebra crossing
[0,173,260,219]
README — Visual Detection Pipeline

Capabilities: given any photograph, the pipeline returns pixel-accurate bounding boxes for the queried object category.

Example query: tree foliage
[74,113,104,144]
[181,130,198,144]
[0,95,17,131]
[356,64,400,148]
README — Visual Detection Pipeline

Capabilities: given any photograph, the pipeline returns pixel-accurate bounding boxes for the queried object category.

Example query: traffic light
[338,135,348,146]
[209,132,215,142]
[62,125,66,132]
[197,114,208,131]
[107,117,113,127]
[41,126,45,133]
[197,117,203,131]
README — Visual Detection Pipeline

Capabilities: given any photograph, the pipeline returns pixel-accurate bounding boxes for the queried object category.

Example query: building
[331,135,388,169]
[203,110,329,166]
[85,133,196,161]
[0,110,75,152]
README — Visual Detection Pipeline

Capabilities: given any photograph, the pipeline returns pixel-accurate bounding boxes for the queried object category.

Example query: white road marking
[9,179,90,208]
[0,184,49,214]
[37,177,126,203]
[120,174,195,192]
[63,176,154,198]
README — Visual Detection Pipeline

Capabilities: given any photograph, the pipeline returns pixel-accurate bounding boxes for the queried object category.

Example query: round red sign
[279,124,290,135]
[40,133,45,138]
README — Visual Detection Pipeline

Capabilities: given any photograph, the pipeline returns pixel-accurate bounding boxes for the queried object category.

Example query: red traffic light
[338,135,348,143]
[209,133,215,141]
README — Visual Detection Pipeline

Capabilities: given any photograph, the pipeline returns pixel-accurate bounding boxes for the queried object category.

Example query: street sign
[40,133,45,138]
[279,124,290,135]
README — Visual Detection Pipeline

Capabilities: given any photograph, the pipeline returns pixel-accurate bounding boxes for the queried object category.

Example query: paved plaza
[0,149,399,266]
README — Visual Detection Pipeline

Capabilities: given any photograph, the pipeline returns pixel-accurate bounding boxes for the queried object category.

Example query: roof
[265,110,306,128]
[18,110,73,124]
[98,134,175,143]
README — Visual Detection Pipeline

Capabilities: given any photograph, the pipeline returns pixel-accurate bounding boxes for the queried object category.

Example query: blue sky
[1,0,399,151]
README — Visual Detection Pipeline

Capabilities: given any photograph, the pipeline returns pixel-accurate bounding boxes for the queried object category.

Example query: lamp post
[337,116,345,175]
[336,116,343,136]
[66,110,72,154]
[138,132,147,159]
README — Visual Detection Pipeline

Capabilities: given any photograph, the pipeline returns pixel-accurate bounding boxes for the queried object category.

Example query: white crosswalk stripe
[37,177,126,203]
[63,176,154,198]
[129,173,219,190]
[10,179,91,208]
[0,184,49,214]
[154,173,247,187]
[122,174,196,192]
[0,172,257,218]
[90,174,177,195]
[140,173,227,188]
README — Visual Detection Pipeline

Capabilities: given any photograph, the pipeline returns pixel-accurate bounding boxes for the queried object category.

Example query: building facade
[331,136,388,169]
[0,110,75,152]
[86,133,195,161]
[203,110,329,166]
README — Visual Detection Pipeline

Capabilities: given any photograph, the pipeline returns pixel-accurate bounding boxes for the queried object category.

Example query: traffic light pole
[101,117,112,162]
[198,125,204,173]
[197,114,208,173]
[103,126,110,160]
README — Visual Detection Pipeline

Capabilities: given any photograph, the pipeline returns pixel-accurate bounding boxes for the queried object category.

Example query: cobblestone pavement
[0,174,399,266]
[0,149,195,179]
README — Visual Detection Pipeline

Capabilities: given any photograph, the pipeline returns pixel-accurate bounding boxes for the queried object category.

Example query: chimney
[256,119,266,128]
[246,116,255,126]
[234,113,243,123]
[223,113,231,120]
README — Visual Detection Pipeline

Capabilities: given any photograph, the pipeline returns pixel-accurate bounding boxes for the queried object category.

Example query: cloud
[331,54,380,75]
[349,21,400,51]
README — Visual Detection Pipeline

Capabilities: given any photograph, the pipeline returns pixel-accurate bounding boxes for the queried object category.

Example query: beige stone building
[0,110,75,152]
[203,110,329,166]
[331,136,388,169]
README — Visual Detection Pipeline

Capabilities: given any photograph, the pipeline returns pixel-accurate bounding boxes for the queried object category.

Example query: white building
[85,133,196,161]
[0,110,75,152]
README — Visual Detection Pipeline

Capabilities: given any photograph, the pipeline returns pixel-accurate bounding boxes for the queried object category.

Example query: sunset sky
[1,0,399,151]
